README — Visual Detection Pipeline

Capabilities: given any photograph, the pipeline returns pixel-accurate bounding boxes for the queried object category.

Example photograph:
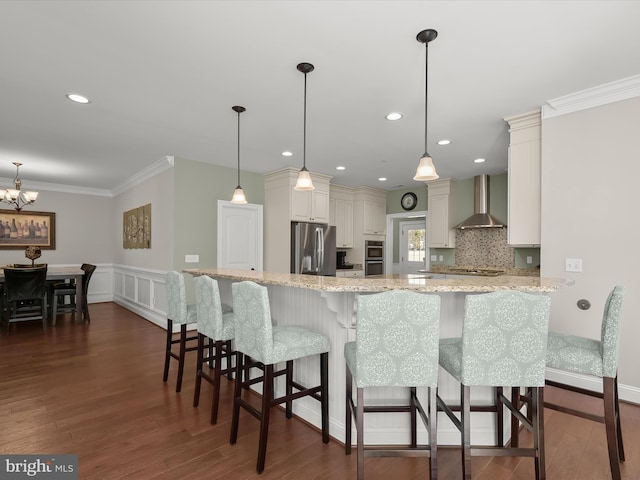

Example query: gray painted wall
[541,96,639,389]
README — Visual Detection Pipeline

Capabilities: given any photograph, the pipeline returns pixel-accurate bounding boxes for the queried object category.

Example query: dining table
[0,265,85,321]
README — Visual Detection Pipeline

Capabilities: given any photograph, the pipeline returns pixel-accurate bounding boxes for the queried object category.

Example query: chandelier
[1,162,39,212]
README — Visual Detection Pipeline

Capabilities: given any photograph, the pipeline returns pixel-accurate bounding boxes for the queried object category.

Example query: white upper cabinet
[291,185,330,223]
[334,198,354,247]
[427,179,456,248]
[362,200,386,235]
[504,110,541,246]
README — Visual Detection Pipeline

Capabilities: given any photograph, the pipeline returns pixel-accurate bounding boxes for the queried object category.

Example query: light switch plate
[430,255,437,261]
[565,258,582,272]
[185,254,199,263]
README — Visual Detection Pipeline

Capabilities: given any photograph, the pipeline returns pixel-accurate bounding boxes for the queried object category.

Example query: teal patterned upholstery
[440,291,552,387]
[345,290,440,388]
[166,270,197,326]
[194,275,234,342]
[231,281,330,364]
[546,286,624,378]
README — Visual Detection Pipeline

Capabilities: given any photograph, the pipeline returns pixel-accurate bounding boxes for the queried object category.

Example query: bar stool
[229,280,330,474]
[192,275,235,424]
[163,270,199,393]
[438,291,552,480]
[544,285,625,480]
[344,290,441,480]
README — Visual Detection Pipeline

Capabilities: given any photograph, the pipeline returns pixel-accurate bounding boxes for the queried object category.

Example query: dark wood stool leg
[604,376,623,480]
[496,386,504,447]
[614,376,625,462]
[230,352,243,445]
[345,362,353,455]
[533,387,546,480]
[410,386,417,447]
[193,333,205,407]
[320,352,329,443]
[256,364,274,474]
[428,386,438,480]
[356,387,365,480]
[175,324,187,393]
[162,319,173,382]
[462,384,472,480]
[210,340,223,424]
[511,386,520,448]
[285,360,293,419]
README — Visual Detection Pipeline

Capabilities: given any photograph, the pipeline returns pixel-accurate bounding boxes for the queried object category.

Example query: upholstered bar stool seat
[163,270,199,393]
[543,285,625,480]
[344,290,441,480]
[230,280,330,474]
[192,275,235,424]
[438,291,552,480]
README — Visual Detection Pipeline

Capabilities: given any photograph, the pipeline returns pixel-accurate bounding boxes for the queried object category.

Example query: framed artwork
[123,203,151,248]
[0,210,56,249]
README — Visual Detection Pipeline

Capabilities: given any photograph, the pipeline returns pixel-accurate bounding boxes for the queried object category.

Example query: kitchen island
[184,268,572,446]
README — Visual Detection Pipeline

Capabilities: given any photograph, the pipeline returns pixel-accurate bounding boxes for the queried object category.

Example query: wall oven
[365,240,384,276]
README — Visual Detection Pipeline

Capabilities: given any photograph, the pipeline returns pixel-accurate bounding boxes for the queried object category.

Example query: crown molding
[542,74,640,119]
[0,178,113,197]
[111,156,174,196]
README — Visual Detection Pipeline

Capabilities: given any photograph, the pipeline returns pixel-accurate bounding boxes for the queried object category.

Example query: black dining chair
[3,265,48,331]
[50,263,96,324]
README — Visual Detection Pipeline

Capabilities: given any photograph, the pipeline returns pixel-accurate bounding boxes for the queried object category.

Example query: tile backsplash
[455,228,515,268]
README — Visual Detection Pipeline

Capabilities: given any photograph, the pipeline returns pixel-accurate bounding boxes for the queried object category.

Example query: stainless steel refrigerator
[291,222,336,276]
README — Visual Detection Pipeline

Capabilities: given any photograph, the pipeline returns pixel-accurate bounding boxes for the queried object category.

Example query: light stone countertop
[184,268,572,293]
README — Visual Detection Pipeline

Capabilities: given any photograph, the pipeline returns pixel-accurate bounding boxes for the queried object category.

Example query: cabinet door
[290,187,312,221]
[312,189,330,223]
[427,195,452,247]
[363,201,385,235]
[334,199,353,248]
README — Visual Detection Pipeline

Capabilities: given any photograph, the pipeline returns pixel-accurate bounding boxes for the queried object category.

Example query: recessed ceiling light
[282,151,293,157]
[474,158,486,163]
[66,93,90,104]
[385,112,403,121]
[437,139,451,145]
[336,166,346,171]
[378,177,387,182]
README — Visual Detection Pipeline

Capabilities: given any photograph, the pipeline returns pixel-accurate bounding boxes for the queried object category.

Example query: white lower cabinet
[336,269,364,278]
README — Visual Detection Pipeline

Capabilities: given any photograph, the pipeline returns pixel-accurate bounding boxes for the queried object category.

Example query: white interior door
[217,201,263,271]
[400,220,427,274]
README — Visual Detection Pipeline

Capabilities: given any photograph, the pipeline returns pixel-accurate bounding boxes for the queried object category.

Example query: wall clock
[401,192,418,211]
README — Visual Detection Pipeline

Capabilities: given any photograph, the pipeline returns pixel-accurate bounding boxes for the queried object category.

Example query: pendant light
[230,105,248,204]
[413,29,440,182]
[294,62,315,191]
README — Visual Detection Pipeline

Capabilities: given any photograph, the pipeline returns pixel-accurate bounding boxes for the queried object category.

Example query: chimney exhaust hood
[455,174,506,229]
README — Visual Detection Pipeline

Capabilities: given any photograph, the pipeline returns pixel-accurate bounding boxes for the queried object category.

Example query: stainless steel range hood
[455,174,506,229]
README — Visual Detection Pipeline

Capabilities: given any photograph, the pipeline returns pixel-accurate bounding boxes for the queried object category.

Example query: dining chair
[230,280,330,474]
[544,285,625,480]
[438,291,552,480]
[345,290,441,480]
[50,263,96,324]
[163,270,199,393]
[3,265,49,331]
[192,275,235,424]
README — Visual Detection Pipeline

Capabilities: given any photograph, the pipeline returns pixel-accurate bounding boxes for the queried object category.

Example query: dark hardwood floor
[1,302,639,479]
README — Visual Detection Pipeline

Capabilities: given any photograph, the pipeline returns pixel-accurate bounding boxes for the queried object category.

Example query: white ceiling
[1,1,639,193]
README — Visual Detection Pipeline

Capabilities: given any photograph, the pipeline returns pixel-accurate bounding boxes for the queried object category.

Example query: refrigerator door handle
[316,227,324,273]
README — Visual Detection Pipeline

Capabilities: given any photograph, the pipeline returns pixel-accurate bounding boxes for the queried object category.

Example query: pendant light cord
[424,40,429,154]
[303,71,307,169]
[237,109,241,186]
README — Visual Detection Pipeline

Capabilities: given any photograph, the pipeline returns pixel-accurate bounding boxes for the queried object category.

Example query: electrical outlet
[526,256,533,264]
[438,255,444,262]
[430,255,437,261]
[185,254,199,263]
[565,258,582,272]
